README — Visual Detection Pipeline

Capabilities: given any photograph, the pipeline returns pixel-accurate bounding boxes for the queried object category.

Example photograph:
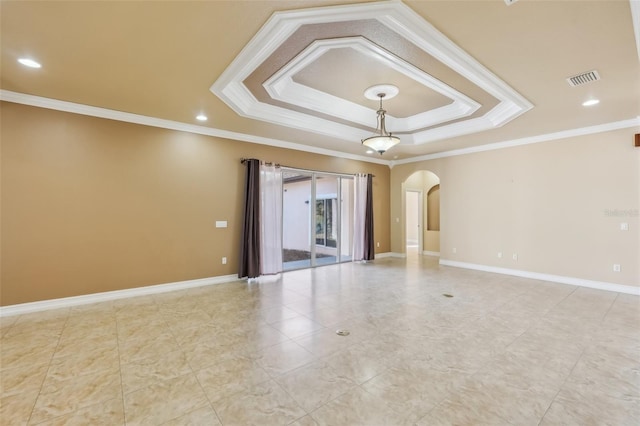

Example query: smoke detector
[566,70,601,87]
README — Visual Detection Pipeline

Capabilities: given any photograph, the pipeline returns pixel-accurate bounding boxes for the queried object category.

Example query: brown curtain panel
[238,159,261,279]
[363,173,375,261]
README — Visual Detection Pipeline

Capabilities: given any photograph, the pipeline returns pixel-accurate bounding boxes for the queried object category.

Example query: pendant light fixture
[361,85,400,155]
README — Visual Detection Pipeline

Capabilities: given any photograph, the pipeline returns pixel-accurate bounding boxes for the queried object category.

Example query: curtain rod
[240,158,375,178]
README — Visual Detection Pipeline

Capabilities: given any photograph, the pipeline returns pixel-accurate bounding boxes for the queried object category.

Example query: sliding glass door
[282,169,353,271]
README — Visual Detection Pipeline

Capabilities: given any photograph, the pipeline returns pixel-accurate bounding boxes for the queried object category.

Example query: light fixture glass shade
[362,134,400,155]
[361,92,400,155]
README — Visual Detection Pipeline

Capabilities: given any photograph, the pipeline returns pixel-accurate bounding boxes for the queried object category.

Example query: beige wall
[391,127,640,287]
[1,102,390,306]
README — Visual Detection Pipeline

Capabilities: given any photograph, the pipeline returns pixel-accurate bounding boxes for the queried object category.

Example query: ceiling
[2,0,639,164]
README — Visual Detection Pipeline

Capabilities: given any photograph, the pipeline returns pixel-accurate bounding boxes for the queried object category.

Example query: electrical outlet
[377,242,380,248]
[620,223,629,231]
[497,252,503,259]
[222,257,227,265]
[512,253,518,261]
[452,248,457,254]
[613,264,621,272]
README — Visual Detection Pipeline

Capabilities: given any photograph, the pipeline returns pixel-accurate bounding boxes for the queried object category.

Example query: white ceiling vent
[566,70,601,87]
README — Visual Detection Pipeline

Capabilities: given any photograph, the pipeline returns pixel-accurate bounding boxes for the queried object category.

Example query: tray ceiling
[1,0,638,163]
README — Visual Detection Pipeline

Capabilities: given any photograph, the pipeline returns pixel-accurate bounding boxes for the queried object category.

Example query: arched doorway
[402,170,440,257]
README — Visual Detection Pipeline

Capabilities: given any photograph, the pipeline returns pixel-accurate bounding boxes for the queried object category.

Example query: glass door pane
[314,174,339,266]
[282,170,353,271]
[282,170,312,271]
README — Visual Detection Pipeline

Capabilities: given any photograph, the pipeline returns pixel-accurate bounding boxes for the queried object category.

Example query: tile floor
[1,255,639,425]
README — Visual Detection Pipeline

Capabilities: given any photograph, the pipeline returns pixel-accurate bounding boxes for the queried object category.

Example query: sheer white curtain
[352,173,368,261]
[260,164,283,275]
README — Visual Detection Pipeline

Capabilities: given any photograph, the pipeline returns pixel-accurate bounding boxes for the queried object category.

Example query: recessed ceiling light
[582,99,600,107]
[18,58,41,68]
[366,150,374,154]
[196,114,208,121]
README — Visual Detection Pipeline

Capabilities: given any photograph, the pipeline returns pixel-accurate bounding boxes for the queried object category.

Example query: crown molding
[392,116,640,165]
[2,90,637,168]
[0,90,388,165]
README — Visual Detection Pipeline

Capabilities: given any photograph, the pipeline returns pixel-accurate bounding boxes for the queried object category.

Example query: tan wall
[1,102,390,306]
[391,127,640,287]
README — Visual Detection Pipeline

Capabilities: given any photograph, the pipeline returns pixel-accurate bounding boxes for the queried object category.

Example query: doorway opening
[402,170,440,257]
[405,190,423,256]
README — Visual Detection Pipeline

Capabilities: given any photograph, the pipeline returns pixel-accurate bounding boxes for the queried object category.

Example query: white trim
[631,0,640,62]
[422,251,440,257]
[374,252,406,259]
[394,116,640,165]
[374,252,398,259]
[0,90,388,166]
[0,274,238,317]
[439,259,640,296]
[2,90,638,167]
[264,36,479,132]
[211,0,532,146]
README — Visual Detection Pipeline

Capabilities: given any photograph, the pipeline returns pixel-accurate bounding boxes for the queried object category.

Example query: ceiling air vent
[566,70,601,87]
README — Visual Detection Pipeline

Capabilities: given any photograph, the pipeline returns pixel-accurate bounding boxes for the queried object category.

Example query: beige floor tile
[31,368,121,423]
[119,331,181,364]
[310,386,408,426]
[161,404,221,426]
[121,348,192,394]
[276,361,356,412]
[213,379,305,426]
[540,386,640,426]
[181,339,252,371]
[321,344,390,384]
[289,415,319,426]
[259,305,301,324]
[116,316,168,341]
[294,328,357,358]
[171,322,230,347]
[1,340,58,372]
[53,331,118,359]
[0,362,49,398]
[0,258,637,426]
[45,346,119,390]
[0,388,40,426]
[196,356,271,403]
[255,340,316,377]
[227,323,290,353]
[124,373,209,425]
[35,397,124,426]
[362,364,467,422]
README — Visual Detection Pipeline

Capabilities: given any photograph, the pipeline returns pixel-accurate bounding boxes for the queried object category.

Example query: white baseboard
[439,259,640,296]
[422,251,440,257]
[0,274,239,317]
[375,252,393,259]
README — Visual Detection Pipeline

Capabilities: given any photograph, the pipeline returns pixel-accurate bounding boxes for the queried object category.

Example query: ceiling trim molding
[3,90,636,169]
[391,116,640,166]
[631,0,640,62]
[263,36,480,131]
[0,90,388,165]
[210,0,533,146]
